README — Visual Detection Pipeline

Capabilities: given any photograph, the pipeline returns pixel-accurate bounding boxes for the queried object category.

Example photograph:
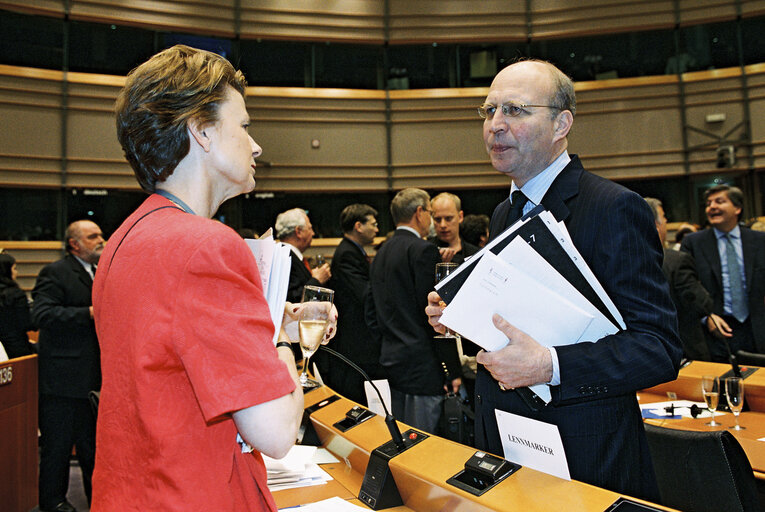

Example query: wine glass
[726,377,745,430]
[298,285,334,387]
[701,375,721,426]
[434,262,459,339]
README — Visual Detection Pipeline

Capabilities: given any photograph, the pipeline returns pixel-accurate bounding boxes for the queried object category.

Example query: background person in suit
[426,60,682,501]
[368,188,461,434]
[275,208,331,303]
[645,197,717,361]
[32,219,104,512]
[431,192,479,264]
[0,251,35,359]
[681,184,765,361]
[315,203,380,404]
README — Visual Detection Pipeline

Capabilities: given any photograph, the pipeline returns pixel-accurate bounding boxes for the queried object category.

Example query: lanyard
[155,189,196,215]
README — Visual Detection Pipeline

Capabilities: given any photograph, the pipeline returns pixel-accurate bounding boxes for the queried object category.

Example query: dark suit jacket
[480,155,682,501]
[680,226,765,353]
[662,248,713,361]
[32,254,100,399]
[315,237,381,404]
[368,229,444,395]
[286,249,322,303]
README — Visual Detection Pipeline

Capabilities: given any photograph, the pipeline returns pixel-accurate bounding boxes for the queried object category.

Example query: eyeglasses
[477,102,559,119]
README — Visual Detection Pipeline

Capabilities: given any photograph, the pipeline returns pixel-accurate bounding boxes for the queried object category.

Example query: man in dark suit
[275,208,331,303]
[645,197,717,361]
[316,204,380,404]
[32,220,104,512]
[368,188,461,434]
[681,184,765,361]
[426,60,682,501]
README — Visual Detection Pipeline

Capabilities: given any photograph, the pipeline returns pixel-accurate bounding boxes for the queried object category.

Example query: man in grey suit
[426,60,681,501]
[33,220,104,512]
[681,184,765,361]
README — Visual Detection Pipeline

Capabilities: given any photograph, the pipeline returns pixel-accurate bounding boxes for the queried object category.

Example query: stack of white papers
[279,496,371,511]
[436,208,624,404]
[265,445,334,491]
[245,228,292,344]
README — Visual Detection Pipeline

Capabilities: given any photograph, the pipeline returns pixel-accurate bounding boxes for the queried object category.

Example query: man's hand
[439,247,457,263]
[475,314,553,389]
[311,263,331,284]
[445,377,462,394]
[425,291,447,335]
[707,313,733,339]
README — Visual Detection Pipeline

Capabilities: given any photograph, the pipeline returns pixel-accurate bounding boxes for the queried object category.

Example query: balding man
[431,192,479,264]
[275,208,331,303]
[426,60,681,500]
[32,220,105,512]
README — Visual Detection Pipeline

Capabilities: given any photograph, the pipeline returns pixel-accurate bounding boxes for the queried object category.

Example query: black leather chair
[644,423,761,512]
[736,350,765,368]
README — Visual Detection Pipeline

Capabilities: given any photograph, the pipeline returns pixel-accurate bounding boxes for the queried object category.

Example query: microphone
[319,346,405,450]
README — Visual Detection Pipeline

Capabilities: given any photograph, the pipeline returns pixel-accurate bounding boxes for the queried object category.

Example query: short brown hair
[115,45,247,192]
[390,188,430,225]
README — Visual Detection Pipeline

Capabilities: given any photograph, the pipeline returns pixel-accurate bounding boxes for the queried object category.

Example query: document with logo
[495,409,570,481]
[439,251,594,353]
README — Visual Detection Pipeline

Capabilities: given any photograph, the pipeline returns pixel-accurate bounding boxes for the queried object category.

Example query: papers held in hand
[435,207,624,403]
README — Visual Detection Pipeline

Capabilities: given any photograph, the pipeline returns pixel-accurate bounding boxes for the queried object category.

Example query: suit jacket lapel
[700,230,723,290]
[540,155,582,223]
[66,254,93,287]
[741,227,756,290]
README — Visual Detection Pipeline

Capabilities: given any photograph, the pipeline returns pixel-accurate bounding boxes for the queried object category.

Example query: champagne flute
[434,262,459,339]
[701,375,720,426]
[726,377,745,430]
[298,285,334,387]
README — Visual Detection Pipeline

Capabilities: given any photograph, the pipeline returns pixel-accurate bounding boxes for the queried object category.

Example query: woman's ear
[188,119,211,152]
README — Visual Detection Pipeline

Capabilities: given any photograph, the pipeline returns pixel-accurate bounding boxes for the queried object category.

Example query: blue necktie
[725,234,748,322]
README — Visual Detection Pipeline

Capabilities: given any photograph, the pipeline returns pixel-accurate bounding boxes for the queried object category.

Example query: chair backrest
[644,423,761,512]
[735,350,765,368]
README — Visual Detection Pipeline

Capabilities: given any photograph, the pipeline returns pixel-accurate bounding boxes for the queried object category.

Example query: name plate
[0,365,12,386]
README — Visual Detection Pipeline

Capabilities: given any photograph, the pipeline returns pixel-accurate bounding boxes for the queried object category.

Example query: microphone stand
[319,346,405,450]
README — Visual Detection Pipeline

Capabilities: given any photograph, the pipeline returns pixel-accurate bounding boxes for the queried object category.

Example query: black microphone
[319,345,405,450]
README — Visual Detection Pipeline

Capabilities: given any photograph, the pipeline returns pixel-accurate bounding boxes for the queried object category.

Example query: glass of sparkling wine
[726,377,745,430]
[298,285,334,386]
[434,262,459,339]
[701,375,720,426]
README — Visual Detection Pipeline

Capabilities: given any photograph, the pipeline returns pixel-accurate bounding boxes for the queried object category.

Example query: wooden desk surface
[640,360,765,478]
[272,385,675,511]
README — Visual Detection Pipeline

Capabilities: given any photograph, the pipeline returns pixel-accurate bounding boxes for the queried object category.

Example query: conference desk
[273,385,675,511]
[640,360,765,479]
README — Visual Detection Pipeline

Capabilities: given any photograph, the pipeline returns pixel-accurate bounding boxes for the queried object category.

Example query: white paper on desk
[364,379,392,417]
[538,212,625,330]
[639,400,720,419]
[245,230,291,344]
[496,409,570,481]
[280,496,371,511]
[440,251,594,354]
[263,445,317,473]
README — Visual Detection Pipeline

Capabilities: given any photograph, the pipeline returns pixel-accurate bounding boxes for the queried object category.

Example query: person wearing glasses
[368,188,460,434]
[90,45,330,511]
[426,59,682,501]
[313,203,381,404]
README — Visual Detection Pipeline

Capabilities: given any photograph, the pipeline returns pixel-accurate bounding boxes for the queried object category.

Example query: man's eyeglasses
[477,102,559,119]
